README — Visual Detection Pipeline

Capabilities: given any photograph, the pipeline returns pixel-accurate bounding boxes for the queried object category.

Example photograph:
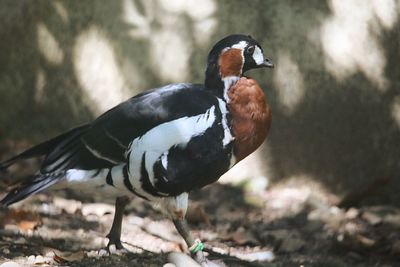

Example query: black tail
[0,124,89,171]
[0,172,65,206]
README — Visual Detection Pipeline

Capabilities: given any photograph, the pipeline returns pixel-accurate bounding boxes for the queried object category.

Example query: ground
[1,178,400,267]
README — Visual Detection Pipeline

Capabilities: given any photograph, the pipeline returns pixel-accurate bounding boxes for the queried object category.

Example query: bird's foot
[193,251,226,267]
[105,235,128,255]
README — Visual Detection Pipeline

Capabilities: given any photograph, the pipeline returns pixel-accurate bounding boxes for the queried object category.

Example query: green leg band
[189,239,205,253]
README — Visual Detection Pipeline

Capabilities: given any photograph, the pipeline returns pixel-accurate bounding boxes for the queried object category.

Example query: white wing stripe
[128,105,217,189]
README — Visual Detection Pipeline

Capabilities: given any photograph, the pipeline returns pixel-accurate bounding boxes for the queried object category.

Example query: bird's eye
[246,46,255,54]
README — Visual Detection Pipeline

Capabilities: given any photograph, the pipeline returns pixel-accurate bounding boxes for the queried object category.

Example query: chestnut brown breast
[227,77,271,162]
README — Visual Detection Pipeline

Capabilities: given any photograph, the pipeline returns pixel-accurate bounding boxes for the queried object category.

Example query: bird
[0,34,273,266]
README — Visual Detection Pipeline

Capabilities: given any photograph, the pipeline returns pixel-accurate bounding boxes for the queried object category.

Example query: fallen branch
[204,247,272,267]
[338,176,391,208]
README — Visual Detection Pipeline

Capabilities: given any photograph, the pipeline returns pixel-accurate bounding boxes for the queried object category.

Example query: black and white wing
[39,83,233,196]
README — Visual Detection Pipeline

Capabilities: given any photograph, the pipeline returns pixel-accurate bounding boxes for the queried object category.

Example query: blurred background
[0,0,399,207]
[1,1,400,266]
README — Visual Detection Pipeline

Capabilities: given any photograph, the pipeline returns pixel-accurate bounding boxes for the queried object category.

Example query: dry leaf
[2,209,41,231]
[53,250,85,264]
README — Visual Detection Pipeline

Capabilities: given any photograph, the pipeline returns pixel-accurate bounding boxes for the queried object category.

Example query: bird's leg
[167,193,221,267]
[106,196,130,250]
[173,218,209,265]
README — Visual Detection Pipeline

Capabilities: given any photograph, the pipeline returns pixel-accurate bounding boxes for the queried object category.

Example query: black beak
[261,58,274,68]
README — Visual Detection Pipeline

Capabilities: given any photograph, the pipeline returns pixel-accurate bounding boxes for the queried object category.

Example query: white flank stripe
[81,139,119,164]
[65,167,131,197]
[128,106,217,189]
[217,98,234,146]
[253,46,264,65]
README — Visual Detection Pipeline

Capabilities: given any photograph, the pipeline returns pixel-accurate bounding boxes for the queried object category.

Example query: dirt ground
[1,177,400,267]
[0,144,399,267]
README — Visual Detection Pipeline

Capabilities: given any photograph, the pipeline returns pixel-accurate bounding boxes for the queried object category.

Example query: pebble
[2,248,10,254]
[27,255,36,264]
[98,249,109,257]
[34,255,45,264]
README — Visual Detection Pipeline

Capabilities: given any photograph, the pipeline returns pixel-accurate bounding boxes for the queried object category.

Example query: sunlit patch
[37,22,64,65]
[371,0,398,30]
[273,52,305,114]
[52,1,69,23]
[73,26,129,114]
[150,30,190,82]
[123,0,152,38]
[391,96,400,129]
[320,0,397,91]
[122,0,217,81]
[34,68,46,104]
[219,143,273,187]
[265,175,336,219]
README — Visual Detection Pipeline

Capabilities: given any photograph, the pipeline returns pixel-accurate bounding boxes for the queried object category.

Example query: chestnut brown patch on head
[219,48,243,78]
[228,77,272,162]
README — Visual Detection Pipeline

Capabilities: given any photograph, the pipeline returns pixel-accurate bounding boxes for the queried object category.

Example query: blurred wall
[0,0,399,205]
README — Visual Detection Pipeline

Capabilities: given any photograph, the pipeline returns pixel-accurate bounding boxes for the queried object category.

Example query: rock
[81,203,114,217]
[163,264,177,267]
[168,252,201,267]
[0,262,21,267]
[26,255,35,264]
[53,197,82,214]
[34,255,46,265]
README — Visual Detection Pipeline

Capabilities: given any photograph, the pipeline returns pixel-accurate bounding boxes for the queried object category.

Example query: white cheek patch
[252,46,265,65]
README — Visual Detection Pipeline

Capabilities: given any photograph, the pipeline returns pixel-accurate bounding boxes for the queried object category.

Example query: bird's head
[205,34,273,98]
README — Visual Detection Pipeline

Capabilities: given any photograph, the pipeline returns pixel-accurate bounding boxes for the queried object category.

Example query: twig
[204,247,271,267]
[338,176,391,208]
